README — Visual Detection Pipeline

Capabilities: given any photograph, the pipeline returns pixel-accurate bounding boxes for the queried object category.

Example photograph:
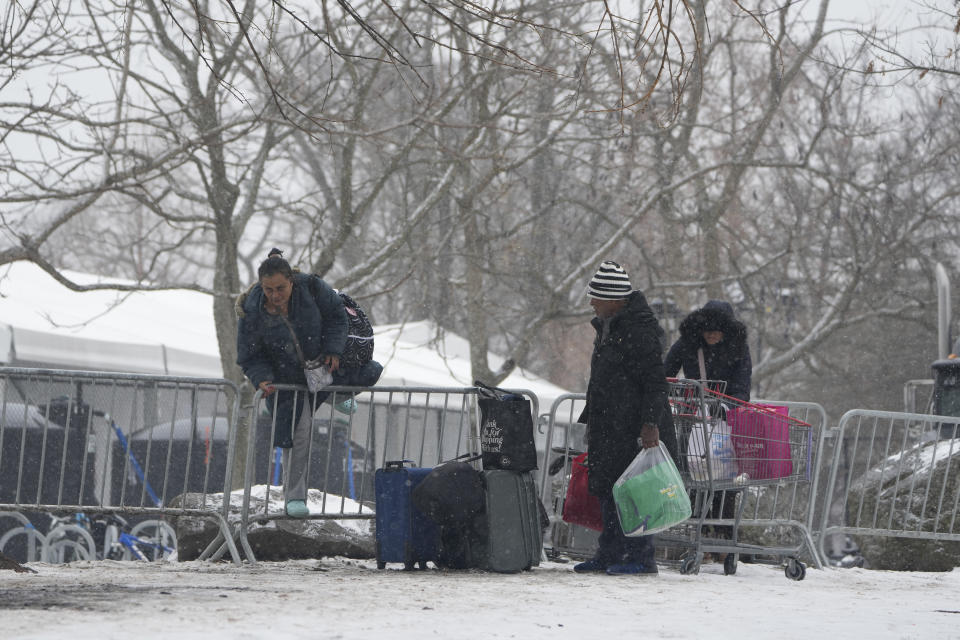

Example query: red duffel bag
[561,453,603,531]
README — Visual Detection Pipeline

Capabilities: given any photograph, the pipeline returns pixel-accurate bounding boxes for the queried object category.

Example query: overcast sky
[810,0,950,57]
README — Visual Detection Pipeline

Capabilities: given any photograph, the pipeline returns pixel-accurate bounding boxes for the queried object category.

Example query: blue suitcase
[375,460,439,570]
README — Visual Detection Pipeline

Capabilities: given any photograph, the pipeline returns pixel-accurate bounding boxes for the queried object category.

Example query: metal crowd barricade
[225,384,539,566]
[818,409,960,566]
[538,393,593,560]
[0,367,243,565]
[751,399,830,561]
[539,382,825,579]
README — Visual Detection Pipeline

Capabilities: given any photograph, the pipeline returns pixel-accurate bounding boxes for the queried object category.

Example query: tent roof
[0,263,578,408]
[0,262,221,376]
[373,320,578,412]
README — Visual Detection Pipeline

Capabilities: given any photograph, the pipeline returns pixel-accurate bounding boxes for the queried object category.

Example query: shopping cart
[542,445,601,561]
[658,379,815,580]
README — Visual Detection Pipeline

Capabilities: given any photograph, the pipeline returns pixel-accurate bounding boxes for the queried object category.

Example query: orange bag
[561,453,603,531]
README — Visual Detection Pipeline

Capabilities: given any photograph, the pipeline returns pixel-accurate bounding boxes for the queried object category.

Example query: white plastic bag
[303,360,332,393]
[686,418,737,482]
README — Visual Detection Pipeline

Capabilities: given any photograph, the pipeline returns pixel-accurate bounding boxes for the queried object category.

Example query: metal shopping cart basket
[657,379,816,580]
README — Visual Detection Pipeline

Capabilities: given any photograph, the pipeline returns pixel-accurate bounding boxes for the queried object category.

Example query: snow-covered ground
[2,558,957,639]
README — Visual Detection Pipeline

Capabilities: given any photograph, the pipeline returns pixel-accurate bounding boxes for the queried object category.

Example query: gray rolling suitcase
[480,469,542,572]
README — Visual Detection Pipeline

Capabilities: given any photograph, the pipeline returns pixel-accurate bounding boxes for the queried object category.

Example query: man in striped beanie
[587,260,633,300]
[575,261,678,575]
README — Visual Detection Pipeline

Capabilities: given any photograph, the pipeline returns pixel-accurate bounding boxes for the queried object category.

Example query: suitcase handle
[384,454,482,470]
[441,452,482,465]
[384,459,416,469]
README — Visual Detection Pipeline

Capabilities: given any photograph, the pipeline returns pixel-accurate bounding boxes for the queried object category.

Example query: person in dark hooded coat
[574,261,677,576]
[663,299,751,401]
[664,300,752,548]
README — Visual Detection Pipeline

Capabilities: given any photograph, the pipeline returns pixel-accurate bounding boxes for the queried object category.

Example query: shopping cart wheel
[679,555,700,575]
[723,554,737,576]
[784,559,806,581]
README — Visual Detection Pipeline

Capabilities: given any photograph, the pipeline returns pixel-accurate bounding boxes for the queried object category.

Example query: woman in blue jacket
[236,249,381,518]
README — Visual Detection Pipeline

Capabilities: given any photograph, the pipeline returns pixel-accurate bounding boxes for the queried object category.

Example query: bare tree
[836,0,960,80]
[9,0,959,424]
[157,0,724,128]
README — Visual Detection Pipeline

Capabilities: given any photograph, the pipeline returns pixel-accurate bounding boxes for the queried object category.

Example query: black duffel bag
[411,455,487,570]
[411,456,485,526]
[474,381,538,472]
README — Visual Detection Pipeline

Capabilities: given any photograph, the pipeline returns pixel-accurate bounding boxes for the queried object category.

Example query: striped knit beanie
[587,261,632,300]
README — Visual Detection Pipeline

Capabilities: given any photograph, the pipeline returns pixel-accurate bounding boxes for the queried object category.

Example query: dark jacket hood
[235,281,260,318]
[678,299,746,343]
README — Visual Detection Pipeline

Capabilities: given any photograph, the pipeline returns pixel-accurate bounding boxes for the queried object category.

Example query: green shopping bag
[613,442,692,537]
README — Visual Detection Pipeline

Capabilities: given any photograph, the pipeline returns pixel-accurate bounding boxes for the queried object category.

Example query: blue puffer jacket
[236,273,348,447]
[663,300,752,401]
[236,273,348,389]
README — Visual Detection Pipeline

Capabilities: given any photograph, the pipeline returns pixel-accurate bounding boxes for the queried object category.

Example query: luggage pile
[373,383,544,572]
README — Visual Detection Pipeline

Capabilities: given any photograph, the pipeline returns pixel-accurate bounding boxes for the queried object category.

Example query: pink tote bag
[727,403,792,480]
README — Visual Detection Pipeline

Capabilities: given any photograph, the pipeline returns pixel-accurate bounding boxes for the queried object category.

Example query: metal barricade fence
[538,385,828,576]
[0,367,243,564]
[743,399,829,561]
[818,409,960,567]
[227,384,538,565]
[538,393,591,560]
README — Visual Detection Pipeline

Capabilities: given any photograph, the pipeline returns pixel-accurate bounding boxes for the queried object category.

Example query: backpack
[267,273,372,370]
[337,291,374,369]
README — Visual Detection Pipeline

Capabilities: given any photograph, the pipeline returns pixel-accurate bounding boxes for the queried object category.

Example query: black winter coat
[663,300,752,401]
[578,291,677,496]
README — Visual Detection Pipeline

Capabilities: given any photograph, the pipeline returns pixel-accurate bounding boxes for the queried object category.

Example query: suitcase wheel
[723,554,737,576]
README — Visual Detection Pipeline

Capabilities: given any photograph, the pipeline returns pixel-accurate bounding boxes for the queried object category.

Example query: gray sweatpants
[281,404,314,502]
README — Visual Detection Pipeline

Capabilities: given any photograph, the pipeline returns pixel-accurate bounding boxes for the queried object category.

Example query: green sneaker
[285,500,309,518]
[334,397,358,414]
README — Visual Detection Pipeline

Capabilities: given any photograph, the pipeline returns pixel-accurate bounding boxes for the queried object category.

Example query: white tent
[0,263,579,410]
[373,320,581,414]
[0,262,222,377]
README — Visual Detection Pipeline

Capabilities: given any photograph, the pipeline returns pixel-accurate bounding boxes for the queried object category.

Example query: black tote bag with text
[475,381,538,472]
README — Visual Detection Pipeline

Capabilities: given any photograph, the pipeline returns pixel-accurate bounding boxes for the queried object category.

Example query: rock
[168,486,375,562]
[0,550,37,573]
[846,438,960,571]
[245,519,373,561]
[855,536,960,572]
